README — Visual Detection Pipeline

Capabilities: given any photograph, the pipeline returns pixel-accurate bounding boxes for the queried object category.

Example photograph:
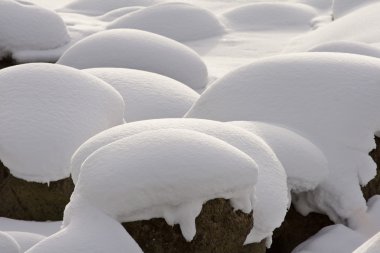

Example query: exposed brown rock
[362,135,380,200]
[123,198,265,253]
[0,55,16,70]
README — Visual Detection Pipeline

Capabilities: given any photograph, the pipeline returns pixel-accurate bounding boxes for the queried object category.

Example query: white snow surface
[0,0,69,61]
[0,63,125,182]
[332,0,379,19]
[58,29,208,90]
[26,201,143,253]
[354,232,380,253]
[0,219,61,237]
[99,6,143,21]
[0,232,21,253]
[72,128,259,241]
[84,68,199,122]
[308,40,380,58]
[186,52,380,222]
[70,118,288,244]
[107,2,224,42]
[5,232,45,252]
[230,121,328,193]
[221,2,317,31]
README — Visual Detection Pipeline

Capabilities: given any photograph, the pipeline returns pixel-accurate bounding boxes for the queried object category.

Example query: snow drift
[308,41,380,58]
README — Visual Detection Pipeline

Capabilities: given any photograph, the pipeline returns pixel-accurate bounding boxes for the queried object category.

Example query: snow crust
[84,68,199,122]
[0,232,20,253]
[26,201,143,253]
[309,41,380,58]
[72,128,259,241]
[70,118,287,244]
[0,63,125,182]
[186,52,380,222]
[58,29,208,90]
[221,2,317,31]
[230,121,328,193]
[0,0,69,61]
[107,2,224,42]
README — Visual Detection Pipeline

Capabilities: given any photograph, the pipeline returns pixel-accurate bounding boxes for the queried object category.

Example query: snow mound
[308,41,380,58]
[0,63,124,182]
[285,3,380,52]
[0,231,20,253]
[230,121,328,193]
[332,0,378,19]
[72,128,258,241]
[60,0,157,15]
[354,232,380,253]
[0,0,69,61]
[293,225,366,253]
[0,218,61,237]
[296,0,333,10]
[6,232,45,252]
[84,68,199,122]
[186,52,380,222]
[99,6,143,21]
[58,29,208,90]
[70,118,287,244]
[26,201,143,253]
[107,2,224,42]
[221,2,317,31]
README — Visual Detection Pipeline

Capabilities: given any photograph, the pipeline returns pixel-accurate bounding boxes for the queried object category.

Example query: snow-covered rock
[26,201,143,253]
[58,29,208,90]
[107,2,224,42]
[0,63,124,182]
[0,0,69,61]
[296,0,333,11]
[308,41,380,58]
[221,2,317,31]
[99,6,143,21]
[230,121,328,193]
[5,232,45,252]
[332,0,379,19]
[60,0,157,15]
[84,68,199,122]
[70,118,288,244]
[186,52,380,223]
[0,218,61,237]
[0,231,20,253]
[72,128,258,241]
[354,232,380,253]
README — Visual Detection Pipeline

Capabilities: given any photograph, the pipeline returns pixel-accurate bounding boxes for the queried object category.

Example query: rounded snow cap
[308,41,380,59]
[0,231,20,253]
[0,63,125,182]
[58,29,208,90]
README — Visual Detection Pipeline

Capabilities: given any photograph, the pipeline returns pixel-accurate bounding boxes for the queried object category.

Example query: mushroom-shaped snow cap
[84,68,199,122]
[186,52,380,222]
[221,2,317,31]
[72,128,259,241]
[308,41,380,59]
[70,118,288,244]
[58,29,208,90]
[0,63,125,182]
[107,2,224,42]
[0,231,20,253]
[0,0,69,60]
[230,121,328,193]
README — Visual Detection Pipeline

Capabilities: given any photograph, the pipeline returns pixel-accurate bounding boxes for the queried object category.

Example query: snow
[26,201,143,253]
[0,63,124,182]
[354,232,380,253]
[99,6,143,21]
[221,2,318,31]
[0,218,61,237]
[285,3,380,52]
[230,121,328,193]
[186,52,380,223]
[308,41,380,58]
[84,68,199,122]
[5,232,45,252]
[60,0,157,15]
[72,128,258,241]
[0,231,21,253]
[58,29,208,90]
[0,0,69,61]
[70,118,288,245]
[107,2,224,42]
[332,0,379,19]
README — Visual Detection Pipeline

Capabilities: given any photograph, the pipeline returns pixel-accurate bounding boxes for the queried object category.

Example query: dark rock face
[0,163,74,221]
[123,198,266,253]
[362,135,380,200]
[0,55,16,70]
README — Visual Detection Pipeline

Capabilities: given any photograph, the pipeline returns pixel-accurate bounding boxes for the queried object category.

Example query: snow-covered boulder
[60,0,157,15]
[0,231,20,253]
[5,232,45,252]
[99,6,143,21]
[70,118,288,245]
[0,0,69,61]
[230,121,328,193]
[221,2,317,31]
[296,0,333,11]
[84,68,199,122]
[308,41,380,58]
[332,0,379,19]
[285,3,380,52]
[26,201,143,253]
[107,3,224,42]
[0,63,124,182]
[186,52,380,223]
[58,29,208,90]
[72,128,258,241]
[354,232,380,253]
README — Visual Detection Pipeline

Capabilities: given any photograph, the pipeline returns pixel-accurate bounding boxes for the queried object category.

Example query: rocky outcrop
[362,135,380,200]
[123,198,266,253]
